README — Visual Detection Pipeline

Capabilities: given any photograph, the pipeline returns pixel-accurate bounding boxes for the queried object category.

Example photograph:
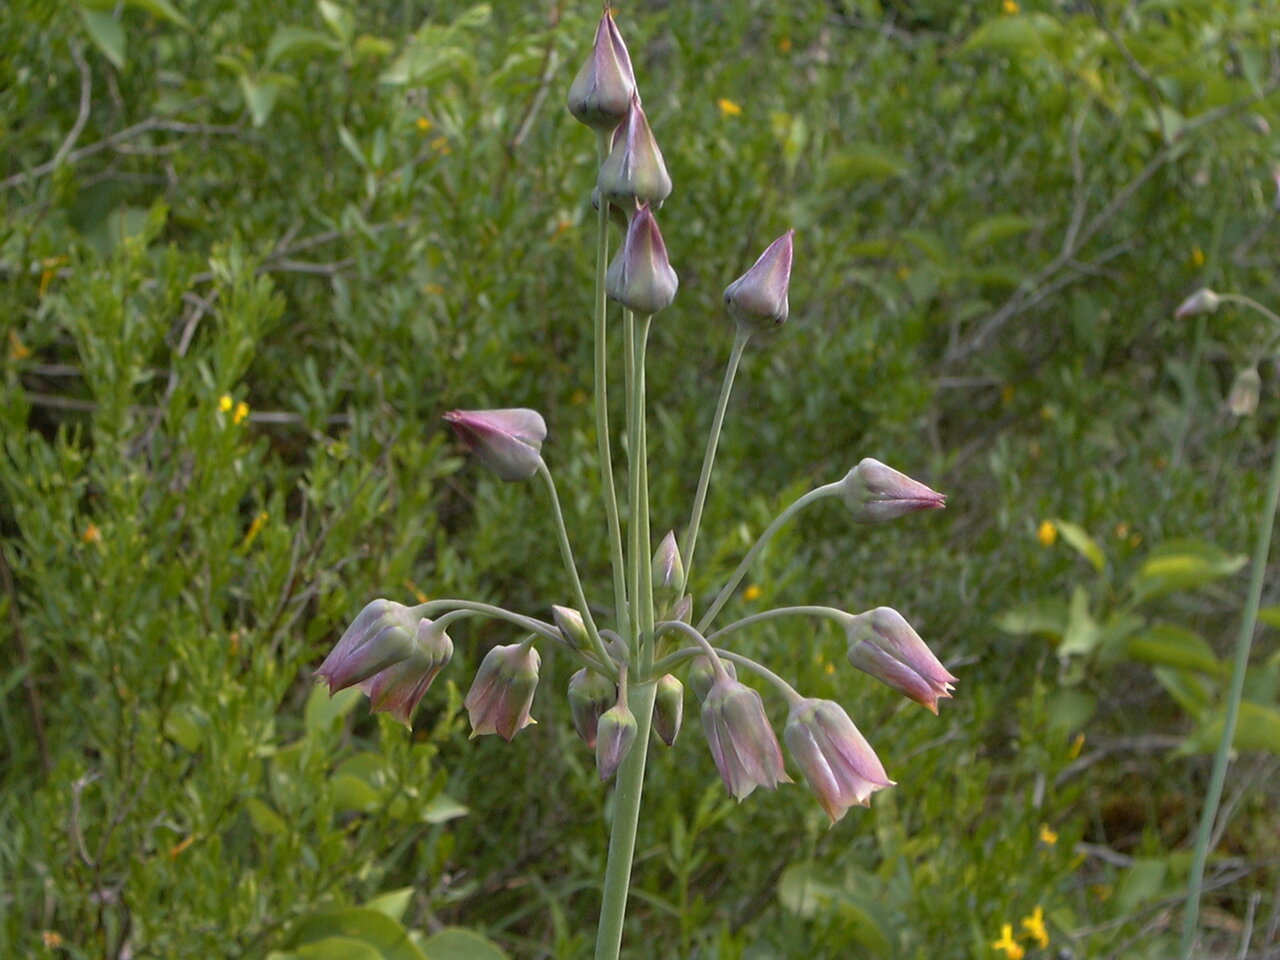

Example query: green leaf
[80,8,126,69]
[364,888,415,923]
[1053,519,1106,573]
[245,797,290,836]
[239,76,284,128]
[1125,624,1224,676]
[1115,858,1169,913]
[267,26,343,67]
[1130,541,1246,602]
[1185,701,1280,755]
[419,928,508,960]
[1153,666,1210,719]
[1058,586,1099,660]
[318,0,355,44]
[824,144,907,182]
[1257,605,1280,630]
[962,215,1034,252]
[418,792,469,824]
[305,684,362,733]
[123,0,190,28]
[293,938,383,960]
[777,864,891,955]
[287,908,427,960]
[995,598,1068,640]
[963,16,1044,55]
[1045,688,1096,735]
[898,229,952,266]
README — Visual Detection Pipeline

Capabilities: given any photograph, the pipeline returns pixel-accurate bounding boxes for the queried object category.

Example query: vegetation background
[2,0,1278,957]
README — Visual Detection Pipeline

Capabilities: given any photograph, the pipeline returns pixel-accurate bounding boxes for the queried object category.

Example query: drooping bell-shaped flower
[688,654,736,701]
[1227,366,1261,417]
[567,8,636,133]
[701,676,791,800]
[605,203,678,314]
[838,457,946,524]
[1175,287,1220,319]
[314,599,418,694]
[596,701,638,781]
[598,96,672,209]
[784,699,894,822]
[653,673,684,746]
[845,607,957,713]
[724,230,794,333]
[568,667,616,748]
[360,618,454,727]
[443,408,546,482]
[464,641,541,740]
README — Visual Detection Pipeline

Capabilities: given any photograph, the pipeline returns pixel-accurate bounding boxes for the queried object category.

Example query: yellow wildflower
[1190,246,1205,267]
[1037,520,1058,547]
[233,401,249,425]
[992,923,1025,959]
[8,330,32,360]
[743,584,762,602]
[1021,906,1049,948]
[415,116,432,132]
[403,579,429,604]
[1039,823,1058,845]
[168,834,196,859]
[240,511,268,550]
[41,931,63,949]
[824,661,835,675]
[430,135,450,155]
[218,394,233,413]
[1068,731,1085,759]
[82,523,102,544]
[1002,0,1019,13]
[778,36,792,53]
[717,98,742,117]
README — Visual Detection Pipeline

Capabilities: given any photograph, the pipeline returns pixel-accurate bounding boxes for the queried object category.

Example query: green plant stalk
[635,316,655,671]
[1178,409,1280,956]
[594,132,630,641]
[593,677,657,960]
[696,482,842,632]
[679,329,750,594]
[624,308,641,668]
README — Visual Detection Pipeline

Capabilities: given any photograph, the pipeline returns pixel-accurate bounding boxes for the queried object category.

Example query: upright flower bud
[442,408,546,482]
[464,642,541,740]
[1227,366,1261,417]
[688,654,735,702]
[652,530,684,603]
[597,96,672,208]
[567,9,636,132]
[845,607,957,713]
[784,699,894,822]
[595,701,638,781]
[551,605,591,651]
[605,204,678,314]
[652,673,685,746]
[701,677,791,800]
[314,599,418,694]
[1174,287,1220,319]
[360,618,454,727]
[568,668,616,748]
[723,230,794,333]
[838,458,946,523]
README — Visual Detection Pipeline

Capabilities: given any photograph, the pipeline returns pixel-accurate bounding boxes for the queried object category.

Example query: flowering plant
[316,8,954,957]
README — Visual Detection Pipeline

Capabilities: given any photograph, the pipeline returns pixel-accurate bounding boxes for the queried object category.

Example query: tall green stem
[1179,413,1280,956]
[593,678,657,960]
[679,329,750,594]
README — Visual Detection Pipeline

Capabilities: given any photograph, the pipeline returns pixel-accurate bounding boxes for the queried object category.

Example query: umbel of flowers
[315,7,954,959]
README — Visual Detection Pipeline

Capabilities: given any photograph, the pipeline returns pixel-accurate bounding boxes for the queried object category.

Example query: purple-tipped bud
[784,699,894,822]
[464,642,541,740]
[568,668,616,748]
[689,654,735,701]
[314,599,418,694]
[838,458,946,524]
[723,231,794,333]
[1175,287,1220,319]
[605,204,678,314]
[1227,366,1261,417]
[595,701,638,780]
[552,605,590,651]
[567,9,636,132]
[360,618,454,727]
[845,607,958,713]
[701,677,791,800]
[652,530,684,602]
[653,673,684,746]
[597,97,672,208]
[443,408,546,482]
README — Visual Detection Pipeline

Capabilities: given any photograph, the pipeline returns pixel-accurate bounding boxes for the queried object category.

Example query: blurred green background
[3,1,1279,957]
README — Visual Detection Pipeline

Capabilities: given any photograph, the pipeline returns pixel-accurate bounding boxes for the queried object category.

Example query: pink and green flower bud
[595,701,638,781]
[605,204,678,314]
[845,607,957,713]
[567,8,636,133]
[568,667,616,749]
[1175,287,1220,319]
[314,599,418,694]
[464,642,541,740]
[653,673,684,746]
[597,96,672,208]
[552,604,590,651]
[1227,366,1261,417]
[360,618,454,727]
[688,654,735,701]
[723,230,794,333]
[784,698,894,822]
[838,457,946,523]
[442,408,546,482]
[701,677,791,800]
[652,530,684,603]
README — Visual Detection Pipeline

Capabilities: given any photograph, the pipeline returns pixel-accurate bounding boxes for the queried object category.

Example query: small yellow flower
[743,584,762,602]
[240,511,268,550]
[168,834,196,859]
[38,255,67,297]
[824,661,835,675]
[82,523,102,544]
[1039,823,1058,846]
[992,923,1025,959]
[1114,521,1130,539]
[41,931,63,949]
[1021,906,1049,948]
[1190,246,1205,267]
[777,36,792,53]
[8,330,32,360]
[218,394,233,413]
[233,401,249,425]
[415,116,432,132]
[1002,0,1019,13]
[717,98,742,117]
[1037,520,1058,547]
[403,579,430,604]
[429,135,450,155]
